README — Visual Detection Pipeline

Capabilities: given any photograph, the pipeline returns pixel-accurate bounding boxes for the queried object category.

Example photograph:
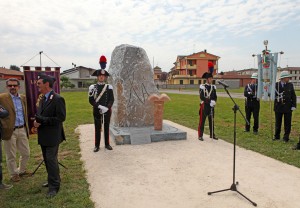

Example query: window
[180,80,183,84]
[198,80,201,84]
[188,60,193,66]
[78,82,82,88]
[190,80,194,84]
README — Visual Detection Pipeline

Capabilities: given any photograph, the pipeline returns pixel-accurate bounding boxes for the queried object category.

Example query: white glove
[210,100,216,107]
[291,107,296,111]
[98,105,108,114]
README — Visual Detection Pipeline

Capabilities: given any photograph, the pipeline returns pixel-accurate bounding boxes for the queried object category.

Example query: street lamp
[252,54,256,68]
[39,51,43,67]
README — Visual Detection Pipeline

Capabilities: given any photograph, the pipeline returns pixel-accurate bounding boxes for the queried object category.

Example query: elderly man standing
[273,71,297,142]
[34,74,66,198]
[0,78,31,182]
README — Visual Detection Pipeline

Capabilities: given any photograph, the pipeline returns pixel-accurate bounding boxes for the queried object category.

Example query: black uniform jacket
[200,84,217,104]
[274,82,297,113]
[36,91,66,146]
[244,84,259,105]
[89,83,114,115]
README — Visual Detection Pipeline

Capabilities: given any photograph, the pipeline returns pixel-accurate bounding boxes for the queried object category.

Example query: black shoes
[105,145,113,150]
[292,144,300,150]
[253,131,258,135]
[272,137,290,143]
[198,137,204,141]
[94,145,113,151]
[210,135,218,140]
[47,190,57,198]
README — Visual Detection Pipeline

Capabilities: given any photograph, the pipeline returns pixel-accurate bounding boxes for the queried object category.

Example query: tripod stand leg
[208,183,257,207]
[31,159,67,176]
[31,160,44,176]
[208,188,231,195]
[58,162,67,169]
[236,190,257,207]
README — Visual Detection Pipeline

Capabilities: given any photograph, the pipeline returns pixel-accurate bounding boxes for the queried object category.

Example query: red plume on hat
[99,55,107,63]
[208,61,214,73]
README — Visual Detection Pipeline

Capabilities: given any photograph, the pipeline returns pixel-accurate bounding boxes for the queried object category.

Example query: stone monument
[108,44,186,145]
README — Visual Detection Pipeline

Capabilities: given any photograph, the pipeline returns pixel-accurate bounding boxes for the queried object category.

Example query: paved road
[159,89,300,102]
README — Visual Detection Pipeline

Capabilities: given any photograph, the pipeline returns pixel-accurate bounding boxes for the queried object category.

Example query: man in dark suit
[89,55,114,152]
[198,72,218,141]
[244,73,260,134]
[33,74,66,198]
[273,71,296,142]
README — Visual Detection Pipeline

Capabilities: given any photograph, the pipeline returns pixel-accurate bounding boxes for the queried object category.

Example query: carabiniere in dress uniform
[88,55,114,152]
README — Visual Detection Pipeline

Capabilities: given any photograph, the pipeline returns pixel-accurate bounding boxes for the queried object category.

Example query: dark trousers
[0,140,3,183]
[94,111,111,148]
[41,145,60,192]
[245,102,260,132]
[198,103,215,137]
[274,111,292,140]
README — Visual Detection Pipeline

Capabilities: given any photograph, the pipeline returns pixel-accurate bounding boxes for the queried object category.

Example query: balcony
[187,65,196,69]
[172,75,197,78]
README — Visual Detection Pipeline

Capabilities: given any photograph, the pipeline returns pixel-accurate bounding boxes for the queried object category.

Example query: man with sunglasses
[0,78,31,183]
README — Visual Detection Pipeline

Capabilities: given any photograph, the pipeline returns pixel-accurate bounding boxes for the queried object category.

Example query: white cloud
[1,0,300,71]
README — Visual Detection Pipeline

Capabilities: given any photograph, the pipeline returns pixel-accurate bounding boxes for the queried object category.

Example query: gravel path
[77,120,300,208]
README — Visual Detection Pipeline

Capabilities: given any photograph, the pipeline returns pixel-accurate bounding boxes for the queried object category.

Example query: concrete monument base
[110,122,187,145]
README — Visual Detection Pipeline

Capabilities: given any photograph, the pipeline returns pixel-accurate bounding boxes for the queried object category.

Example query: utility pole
[39,51,43,67]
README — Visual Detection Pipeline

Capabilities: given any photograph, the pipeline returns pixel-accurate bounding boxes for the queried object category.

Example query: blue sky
[1,0,300,72]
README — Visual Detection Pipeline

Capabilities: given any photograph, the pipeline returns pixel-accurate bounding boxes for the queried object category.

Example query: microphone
[217,80,229,88]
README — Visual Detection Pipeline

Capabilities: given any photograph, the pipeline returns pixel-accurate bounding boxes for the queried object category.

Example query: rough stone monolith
[108,44,159,127]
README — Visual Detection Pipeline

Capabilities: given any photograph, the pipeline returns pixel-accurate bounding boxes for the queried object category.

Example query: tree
[60,76,74,89]
[159,72,168,82]
[10,65,20,71]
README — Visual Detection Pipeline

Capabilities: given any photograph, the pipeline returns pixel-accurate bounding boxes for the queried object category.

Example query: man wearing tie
[244,73,260,134]
[34,74,66,198]
[273,71,296,142]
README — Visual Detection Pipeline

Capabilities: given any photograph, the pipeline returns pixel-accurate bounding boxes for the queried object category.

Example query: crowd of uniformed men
[197,70,300,150]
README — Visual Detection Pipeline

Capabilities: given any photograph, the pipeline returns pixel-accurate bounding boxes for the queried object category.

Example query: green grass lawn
[1,91,299,207]
[164,93,300,168]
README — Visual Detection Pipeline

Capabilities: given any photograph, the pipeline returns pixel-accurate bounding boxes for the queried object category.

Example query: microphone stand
[208,86,257,207]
